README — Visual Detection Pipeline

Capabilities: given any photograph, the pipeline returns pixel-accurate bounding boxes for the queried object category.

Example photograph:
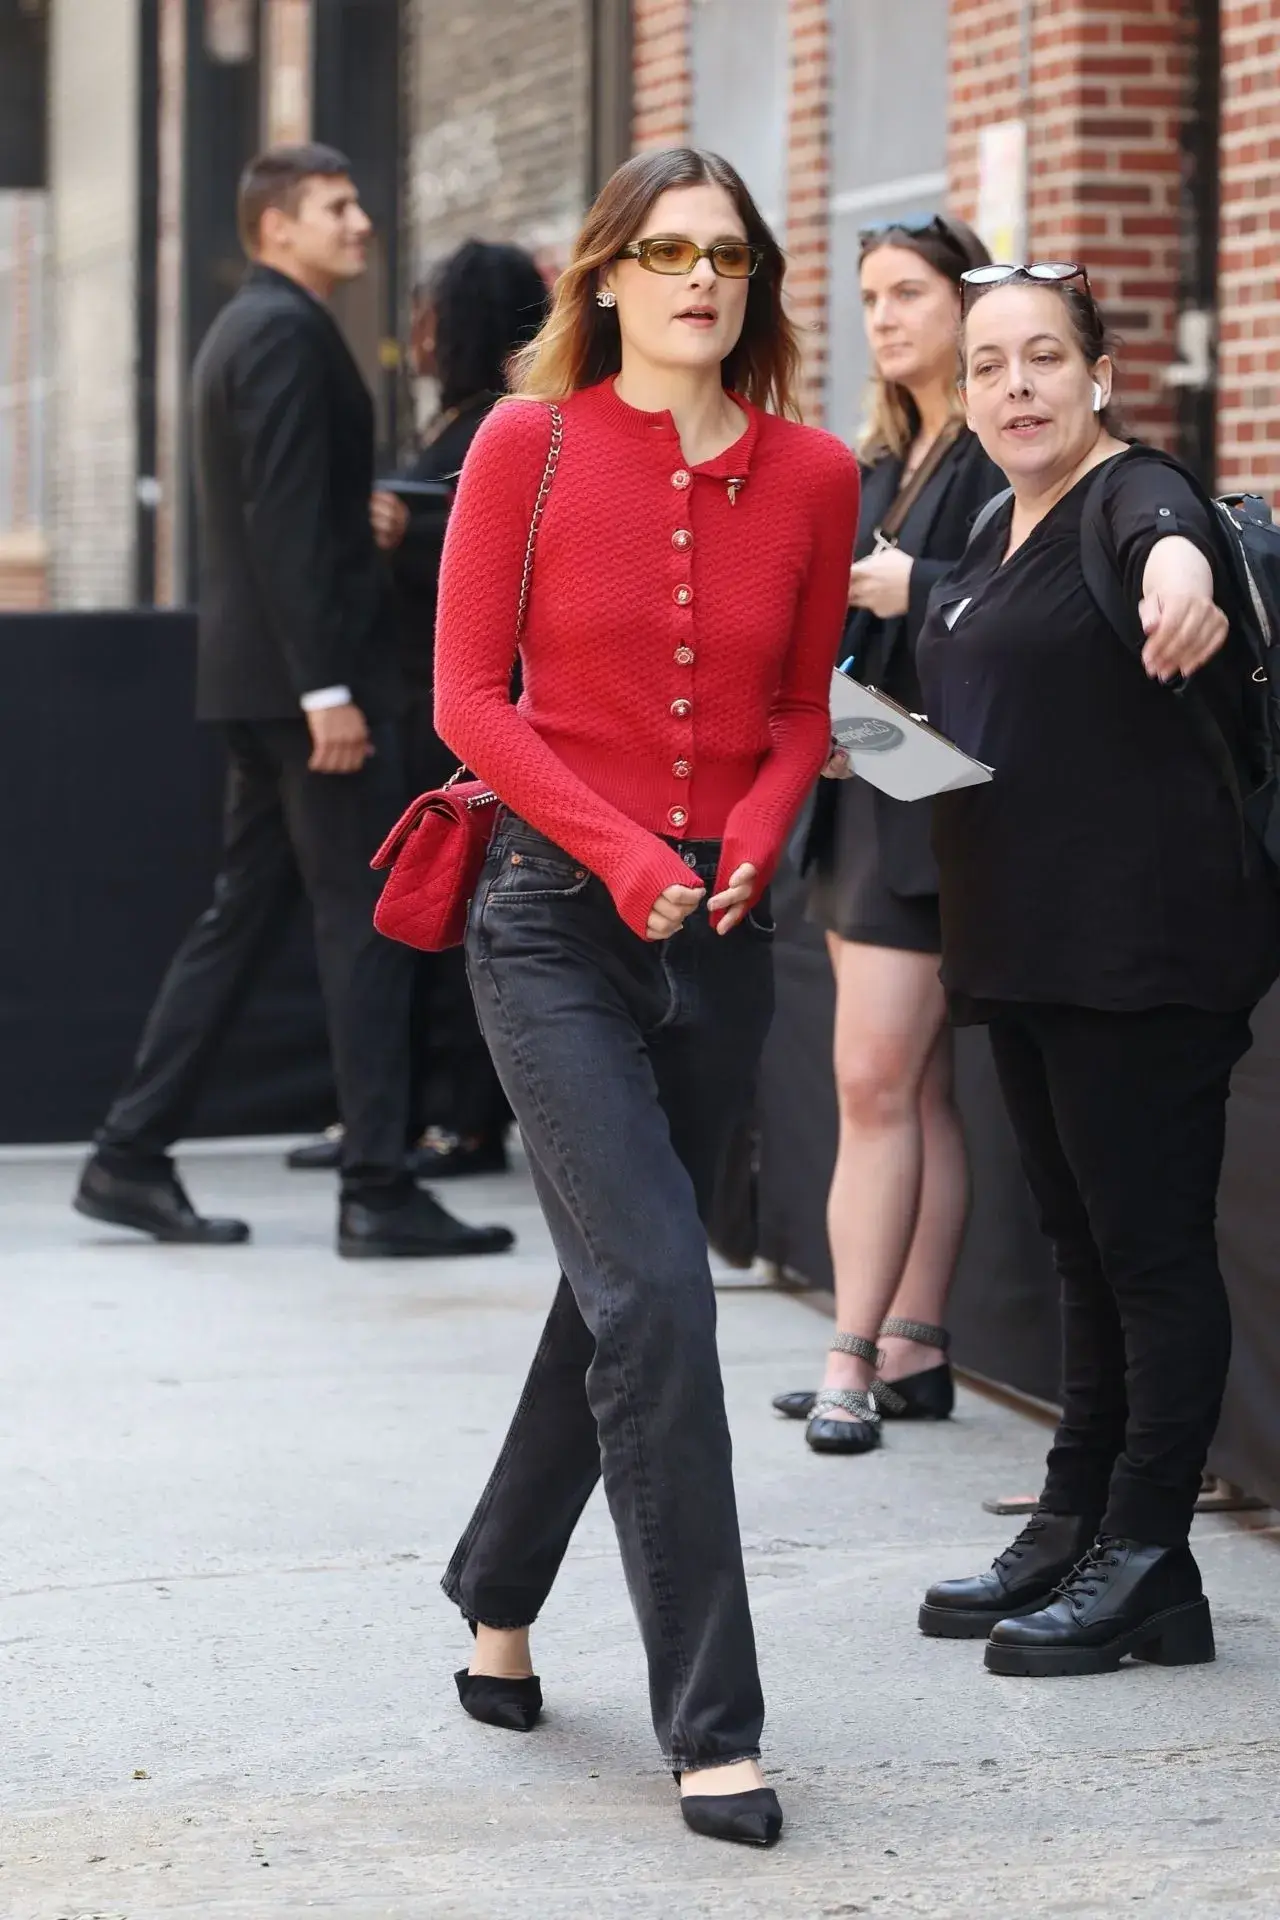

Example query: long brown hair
[511,148,802,419]
[858,216,990,462]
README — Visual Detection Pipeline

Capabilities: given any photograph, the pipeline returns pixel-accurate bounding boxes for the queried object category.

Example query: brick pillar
[785,0,831,422]
[263,0,312,147]
[949,0,1025,216]
[950,0,1188,448]
[632,0,691,151]
[1218,0,1280,497]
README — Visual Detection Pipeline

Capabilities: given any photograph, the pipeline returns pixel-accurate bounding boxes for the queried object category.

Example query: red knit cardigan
[434,378,860,937]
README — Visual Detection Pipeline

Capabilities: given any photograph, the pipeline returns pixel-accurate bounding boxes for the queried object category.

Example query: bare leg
[821,939,951,1418]
[471,1625,533,1679]
[877,1024,970,1383]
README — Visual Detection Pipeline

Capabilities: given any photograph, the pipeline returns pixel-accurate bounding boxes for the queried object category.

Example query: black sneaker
[74,1153,250,1245]
[918,1510,1099,1640]
[338,1187,515,1259]
[984,1538,1214,1676]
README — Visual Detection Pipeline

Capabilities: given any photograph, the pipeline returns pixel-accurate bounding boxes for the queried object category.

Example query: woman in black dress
[775,216,1004,1455]
[916,265,1280,1674]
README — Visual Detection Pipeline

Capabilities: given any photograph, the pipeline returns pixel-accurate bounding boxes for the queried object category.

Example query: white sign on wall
[976,120,1028,267]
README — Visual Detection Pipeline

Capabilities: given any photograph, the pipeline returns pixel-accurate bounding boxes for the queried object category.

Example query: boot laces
[992,1511,1049,1572]
[1056,1537,1125,1606]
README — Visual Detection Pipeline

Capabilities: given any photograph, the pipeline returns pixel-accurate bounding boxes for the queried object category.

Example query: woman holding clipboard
[774,214,1003,1456]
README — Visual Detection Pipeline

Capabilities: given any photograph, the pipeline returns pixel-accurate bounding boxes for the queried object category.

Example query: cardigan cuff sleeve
[606,839,708,940]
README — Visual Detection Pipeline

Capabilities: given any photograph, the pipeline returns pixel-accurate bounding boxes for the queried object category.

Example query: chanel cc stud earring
[596,289,617,309]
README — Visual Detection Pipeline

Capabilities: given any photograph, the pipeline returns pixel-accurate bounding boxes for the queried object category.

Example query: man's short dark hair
[237,143,353,253]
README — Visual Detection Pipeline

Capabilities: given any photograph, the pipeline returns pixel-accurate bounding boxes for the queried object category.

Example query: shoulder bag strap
[445,401,563,792]
[516,402,564,639]
[874,416,965,548]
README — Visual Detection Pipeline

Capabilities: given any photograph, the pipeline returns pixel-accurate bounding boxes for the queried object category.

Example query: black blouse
[803,429,1005,895]
[916,453,1280,1015]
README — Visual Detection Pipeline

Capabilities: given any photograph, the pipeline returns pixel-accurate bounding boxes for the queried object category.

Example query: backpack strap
[1077,448,1251,871]
[964,485,1014,552]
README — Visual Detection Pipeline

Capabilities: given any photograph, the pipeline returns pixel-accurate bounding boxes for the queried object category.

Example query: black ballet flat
[454,1668,543,1732]
[675,1774,783,1848]
[873,1360,955,1421]
[775,1319,955,1426]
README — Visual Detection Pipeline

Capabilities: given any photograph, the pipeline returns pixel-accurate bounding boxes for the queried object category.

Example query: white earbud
[1092,380,1104,413]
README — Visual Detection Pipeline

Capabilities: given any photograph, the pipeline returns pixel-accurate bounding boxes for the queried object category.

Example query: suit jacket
[191,264,402,723]
[803,427,1005,894]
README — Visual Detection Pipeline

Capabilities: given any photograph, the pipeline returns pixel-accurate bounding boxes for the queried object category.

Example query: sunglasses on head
[859,213,959,259]
[960,261,1093,314]
[613,236,764,279]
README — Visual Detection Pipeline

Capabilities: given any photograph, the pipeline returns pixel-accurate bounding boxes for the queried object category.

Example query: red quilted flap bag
[369,401,563,955]
[371,778,500,952]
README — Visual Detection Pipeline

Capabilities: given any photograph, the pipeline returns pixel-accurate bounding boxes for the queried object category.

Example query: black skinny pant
[97,718,413,1195]
[987,1001,1254,1546]
[442,816,775,1768]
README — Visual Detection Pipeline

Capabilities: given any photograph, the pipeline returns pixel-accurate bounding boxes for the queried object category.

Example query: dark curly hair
[418,240,550,411]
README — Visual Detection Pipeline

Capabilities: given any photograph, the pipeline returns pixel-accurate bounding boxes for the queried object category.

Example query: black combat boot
[918,1509,1099,1640]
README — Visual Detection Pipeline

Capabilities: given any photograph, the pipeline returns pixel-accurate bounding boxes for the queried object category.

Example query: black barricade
[5,611,1278,1509]
[0,612,333,1143]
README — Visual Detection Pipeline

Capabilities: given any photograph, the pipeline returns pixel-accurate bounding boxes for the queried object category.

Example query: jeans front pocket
[745,892,776,939]
[484,845,593,906]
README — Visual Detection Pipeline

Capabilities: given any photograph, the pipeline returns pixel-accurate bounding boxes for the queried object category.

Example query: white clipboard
[830,670,993,801]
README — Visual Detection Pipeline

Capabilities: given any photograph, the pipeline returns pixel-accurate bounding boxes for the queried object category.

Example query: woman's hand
[1138,589,1228,682]
[821,741,853,780]
[647,882,705,941]
[369,490,410,552]
[707,863,758,936]
[1139,534,1228,681]
[848,547,913,618]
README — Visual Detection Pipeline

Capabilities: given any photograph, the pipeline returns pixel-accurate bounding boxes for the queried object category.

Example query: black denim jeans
[442,814,775,1768]
[987,1001,1255,1546]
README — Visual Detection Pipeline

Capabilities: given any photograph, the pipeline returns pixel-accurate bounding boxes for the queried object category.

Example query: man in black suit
[74,144,512,1260]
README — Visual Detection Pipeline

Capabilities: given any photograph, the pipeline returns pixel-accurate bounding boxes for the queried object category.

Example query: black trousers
[97,718,412,1195]
[987,1001,1255,1546]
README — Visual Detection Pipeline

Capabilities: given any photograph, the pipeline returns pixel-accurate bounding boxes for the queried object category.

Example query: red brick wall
[1218,0,1280,497]
[950,0,1025,215]
[785,0,830,421]
[950,0,1188,449]
[632,0,691,150]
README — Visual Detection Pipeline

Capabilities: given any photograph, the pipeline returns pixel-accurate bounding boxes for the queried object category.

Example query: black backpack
[966,448,1280,872]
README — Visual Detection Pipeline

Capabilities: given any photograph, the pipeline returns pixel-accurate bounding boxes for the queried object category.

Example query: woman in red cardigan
[434,147,858,1848]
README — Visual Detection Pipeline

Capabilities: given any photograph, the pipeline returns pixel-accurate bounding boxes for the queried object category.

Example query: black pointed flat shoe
[675,1775,783,1848]
[454,1668,543,1731]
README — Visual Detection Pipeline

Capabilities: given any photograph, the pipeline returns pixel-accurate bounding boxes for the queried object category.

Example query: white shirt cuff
[300,685,353,712]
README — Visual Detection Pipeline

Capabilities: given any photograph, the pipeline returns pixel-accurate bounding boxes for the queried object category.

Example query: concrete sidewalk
[1,1143,1278,1919]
